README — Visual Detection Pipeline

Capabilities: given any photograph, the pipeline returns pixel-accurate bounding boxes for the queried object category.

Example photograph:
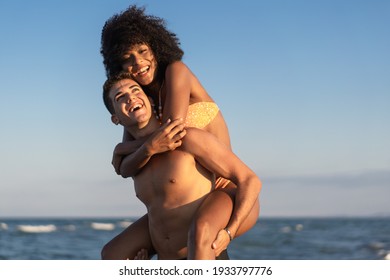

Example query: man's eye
[115,95,125,101]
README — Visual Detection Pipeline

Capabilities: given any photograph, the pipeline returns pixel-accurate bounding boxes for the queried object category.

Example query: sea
[0,217,389,260]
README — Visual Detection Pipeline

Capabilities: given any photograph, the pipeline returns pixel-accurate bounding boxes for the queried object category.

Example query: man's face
[109,78,152,128]
[121,43,157,86]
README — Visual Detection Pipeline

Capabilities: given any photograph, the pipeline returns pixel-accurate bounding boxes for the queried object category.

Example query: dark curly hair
[101,5,184,77]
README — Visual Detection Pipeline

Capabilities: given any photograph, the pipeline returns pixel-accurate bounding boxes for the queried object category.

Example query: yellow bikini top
[185,102,219,129]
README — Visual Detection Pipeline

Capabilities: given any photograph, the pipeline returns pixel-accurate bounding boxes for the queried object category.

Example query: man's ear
[111,115,120,125]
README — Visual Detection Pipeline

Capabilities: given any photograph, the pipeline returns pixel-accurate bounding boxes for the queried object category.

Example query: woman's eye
[122,55,135,65]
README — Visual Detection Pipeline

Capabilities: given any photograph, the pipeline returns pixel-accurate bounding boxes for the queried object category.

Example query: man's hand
[145,118,186,155]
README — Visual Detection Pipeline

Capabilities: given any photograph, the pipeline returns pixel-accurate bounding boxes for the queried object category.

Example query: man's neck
[125,118,160,140]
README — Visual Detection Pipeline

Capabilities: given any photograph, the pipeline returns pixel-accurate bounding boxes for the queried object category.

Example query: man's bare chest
[133,150,198,204]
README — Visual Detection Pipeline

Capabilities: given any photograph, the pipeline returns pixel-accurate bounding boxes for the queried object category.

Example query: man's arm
[111,135,145,175]
[182,128,262,239]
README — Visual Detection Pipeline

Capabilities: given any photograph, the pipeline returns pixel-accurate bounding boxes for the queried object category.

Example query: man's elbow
[256,176,262,193]
[119,168,132,178]
[249,173,262,195]
[120,167,140,178]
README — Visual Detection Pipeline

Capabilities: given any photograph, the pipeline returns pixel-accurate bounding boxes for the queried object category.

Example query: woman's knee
[189,218,214,247]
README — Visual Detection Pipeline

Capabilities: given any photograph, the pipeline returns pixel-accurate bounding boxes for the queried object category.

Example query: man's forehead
[112,79,137,91]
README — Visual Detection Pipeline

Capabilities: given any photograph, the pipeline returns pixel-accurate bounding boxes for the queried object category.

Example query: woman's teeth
[138,66,149,75]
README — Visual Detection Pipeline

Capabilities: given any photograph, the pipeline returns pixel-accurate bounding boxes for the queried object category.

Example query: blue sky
[0,0,389,218]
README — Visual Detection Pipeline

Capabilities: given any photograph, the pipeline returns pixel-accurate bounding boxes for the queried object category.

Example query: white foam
[118,221,132,228]
[0,222,8,230]
[378,249,386,256]
[17,224,57,233]
[384,252,390,260]
[90,222,115,231]
[63,225,76,231]
[295,224,304,231]
[369,241,385,250]
[280,226,292,233]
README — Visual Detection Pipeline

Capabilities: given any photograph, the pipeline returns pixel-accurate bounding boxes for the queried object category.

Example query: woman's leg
[187,183,260,260]
[101,214,155,259]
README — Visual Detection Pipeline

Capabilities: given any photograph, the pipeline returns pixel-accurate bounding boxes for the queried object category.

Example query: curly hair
[101,5,184,77]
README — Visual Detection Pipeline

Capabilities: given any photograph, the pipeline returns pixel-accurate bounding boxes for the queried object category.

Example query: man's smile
[129,102,144,113]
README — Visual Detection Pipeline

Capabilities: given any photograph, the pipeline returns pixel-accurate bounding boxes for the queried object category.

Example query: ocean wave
[368,241,385,250]
[1,217,388,260]
[63,225,76,231]
[376,247,390,260]
[280,224,304,233]
[0,222,8,230]
[17,224,57,233]
[295,224,304,231]
[118,221,132,228]
[90,222,115,231]
[280,226,292,233]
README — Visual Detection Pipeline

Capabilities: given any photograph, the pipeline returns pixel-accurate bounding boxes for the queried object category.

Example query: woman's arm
[162,61,192,123]
[113,62,191,177]
[118,119,186,178]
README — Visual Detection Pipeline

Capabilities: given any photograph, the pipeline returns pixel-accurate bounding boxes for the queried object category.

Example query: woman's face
[121,43,157,86]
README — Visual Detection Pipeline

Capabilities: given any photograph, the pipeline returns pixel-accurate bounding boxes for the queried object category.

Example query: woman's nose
[123,55,142,71]
[133,54,143,65]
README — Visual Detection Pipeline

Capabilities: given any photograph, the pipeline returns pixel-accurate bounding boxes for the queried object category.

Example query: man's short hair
[102,72,134,114]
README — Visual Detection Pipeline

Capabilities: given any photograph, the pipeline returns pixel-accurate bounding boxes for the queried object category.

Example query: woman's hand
[145,118,186,155]
[112,118,186,176]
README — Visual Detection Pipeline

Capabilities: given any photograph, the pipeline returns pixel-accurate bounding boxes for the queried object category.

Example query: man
[102,72,261,259]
